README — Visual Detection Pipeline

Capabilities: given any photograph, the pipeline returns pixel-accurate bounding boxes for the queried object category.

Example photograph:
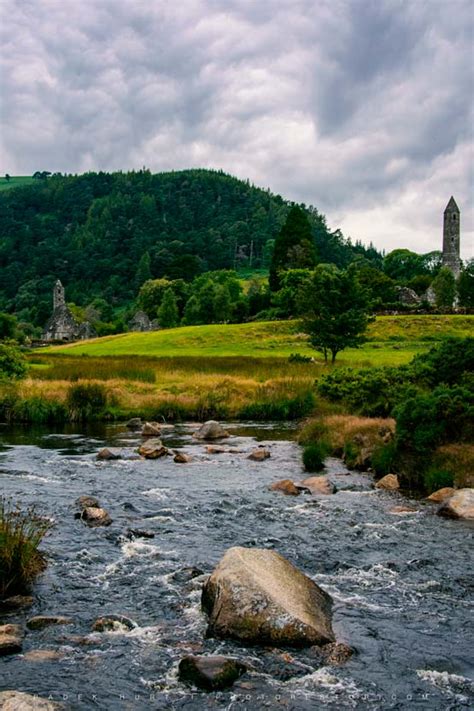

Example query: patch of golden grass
[299,413,395,451]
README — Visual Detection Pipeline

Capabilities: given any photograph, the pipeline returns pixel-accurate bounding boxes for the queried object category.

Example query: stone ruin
[128,310,159,332]
[42,280,95,342]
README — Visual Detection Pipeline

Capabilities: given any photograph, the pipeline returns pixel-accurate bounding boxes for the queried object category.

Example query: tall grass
[0,499,52,598]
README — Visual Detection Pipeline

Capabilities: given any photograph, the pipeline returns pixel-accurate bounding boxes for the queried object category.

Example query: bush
[317,366,405,416]
[66,383,108,420]
[289,353,313,363]
[10,397,67,423]
[0,498,52,598]
[423,468,454,493]
[302,442,329,472]
[240,392,314,421]
[371,442,396,476]
[0,344,27,381]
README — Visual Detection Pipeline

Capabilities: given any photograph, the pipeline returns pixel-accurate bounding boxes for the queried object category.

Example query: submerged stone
[0,624,23,656]
[269,479,301,496]
[248,448,271,461]
[92,615,138,632]
[178,655,246,691]
[202,546,335,647]
[26,616,74,631]
[76,506,112,527]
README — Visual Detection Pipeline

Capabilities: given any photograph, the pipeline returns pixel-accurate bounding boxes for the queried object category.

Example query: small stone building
[42,280,95,342]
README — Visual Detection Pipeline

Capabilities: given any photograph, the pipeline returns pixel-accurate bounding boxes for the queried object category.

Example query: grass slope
[0,176,35,192]
[42,315,474,366]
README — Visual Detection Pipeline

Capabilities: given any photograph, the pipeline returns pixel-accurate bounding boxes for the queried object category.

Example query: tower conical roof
[444,196,459,212]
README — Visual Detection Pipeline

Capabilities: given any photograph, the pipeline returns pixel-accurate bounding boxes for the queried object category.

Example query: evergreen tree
[213,284,232,322]
[157,288,179,328]
[135,252,152,290]
[182,294,202,325]
[269,205,316,291]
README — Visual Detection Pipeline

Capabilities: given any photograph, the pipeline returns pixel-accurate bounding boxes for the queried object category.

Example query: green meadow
[43,315,473,366]
[0,176,35,191]
[1,314,469,424]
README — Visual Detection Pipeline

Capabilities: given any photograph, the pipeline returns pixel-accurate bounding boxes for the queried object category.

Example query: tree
[457,259,474,308]
[135,252,152,290]
[269,205,316,291]
[213,284,232,322]
[0,344,27,380]
[157,288,179,328]
[383,249,425,282]
[0,312,17,340]
[431,267,456,308]
[5,174,10,182]
[298,265,373,363]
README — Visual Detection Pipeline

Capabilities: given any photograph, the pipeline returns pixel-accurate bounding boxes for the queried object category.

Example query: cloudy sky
[1,0,473,257]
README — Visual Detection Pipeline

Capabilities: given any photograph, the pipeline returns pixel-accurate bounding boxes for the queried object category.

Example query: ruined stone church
[42,280,95,341]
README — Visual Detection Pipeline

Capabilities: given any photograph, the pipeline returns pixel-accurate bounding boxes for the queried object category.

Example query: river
[0,423,472,710]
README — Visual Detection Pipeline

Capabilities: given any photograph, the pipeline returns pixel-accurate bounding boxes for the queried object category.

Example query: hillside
[0,176,35,192]
[42,314,474,365]
[0,169,381,326]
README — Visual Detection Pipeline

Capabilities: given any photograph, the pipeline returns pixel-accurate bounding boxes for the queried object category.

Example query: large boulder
[193,421,230,440]
[178,655,246,691]
[269,479,300,496]
[202,547,335,647]
[437,489,474,520]
[298,476,335,495]
[427,487,456,503]
[0,691,62,710]
[0,624,23,656]
[138,438,168,459]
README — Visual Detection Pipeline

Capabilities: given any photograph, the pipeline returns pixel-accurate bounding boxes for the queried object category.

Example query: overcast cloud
[1,0,472,257]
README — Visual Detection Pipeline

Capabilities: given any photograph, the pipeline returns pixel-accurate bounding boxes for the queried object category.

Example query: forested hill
[0,169,381,324]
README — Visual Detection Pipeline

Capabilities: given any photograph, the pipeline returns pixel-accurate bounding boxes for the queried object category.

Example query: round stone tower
[442,197,461,277]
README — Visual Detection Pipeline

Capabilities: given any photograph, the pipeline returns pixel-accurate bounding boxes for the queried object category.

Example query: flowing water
[0,423,472,710]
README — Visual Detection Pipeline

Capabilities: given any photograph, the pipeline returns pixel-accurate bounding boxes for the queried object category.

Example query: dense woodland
[0,169,380,329]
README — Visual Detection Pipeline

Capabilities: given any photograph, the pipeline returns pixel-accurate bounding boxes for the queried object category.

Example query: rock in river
[0,691,63,710]
[92,615,137,632]
[26,616,74,631]
[141,421,162,437]
[126,417,142,430]
[97,447,123,460]
[427,487,456,503]
[248,448,271,461]
[193,420,230,440]
[437,488,474,520]
[138,438,168,459]
[76,506,112,527]
[202,546,335,647]
[174,452,192,463]
[298,476,335,495]
[178,655,247,691]
[269,479,301,496]
[0,624,23,656]
[375,474,400,490]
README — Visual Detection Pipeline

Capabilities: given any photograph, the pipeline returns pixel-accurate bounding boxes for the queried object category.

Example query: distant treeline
[0,169,380,327]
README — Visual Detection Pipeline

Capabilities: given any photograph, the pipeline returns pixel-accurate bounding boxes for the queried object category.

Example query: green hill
[0,169,381,327]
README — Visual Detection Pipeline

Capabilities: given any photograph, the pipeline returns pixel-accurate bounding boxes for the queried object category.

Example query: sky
[1,0,473,258]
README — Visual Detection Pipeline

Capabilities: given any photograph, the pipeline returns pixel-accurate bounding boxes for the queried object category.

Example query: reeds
[0,498,52,598]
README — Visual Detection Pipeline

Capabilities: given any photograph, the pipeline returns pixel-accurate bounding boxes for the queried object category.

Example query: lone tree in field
[298,264,372,363]
[269,205,316,291]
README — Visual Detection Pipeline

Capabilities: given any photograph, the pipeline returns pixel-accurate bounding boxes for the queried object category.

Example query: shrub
[0,498,52,598]
[371,441,396,476]
[317,366,405,417]
[0,344,27,381]
[423,468,454,493]
[239,392,314,421]
[10,397,67,423]
[66,383,108,420]
[302,441,330,472]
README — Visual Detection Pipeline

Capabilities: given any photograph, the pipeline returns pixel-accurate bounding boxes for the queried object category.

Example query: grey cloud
[0,0,472,256]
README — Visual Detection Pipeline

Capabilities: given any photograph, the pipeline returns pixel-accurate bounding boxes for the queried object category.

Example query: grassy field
[0,176,35,192]
[2,314,469,424]
[42,315,473,366]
